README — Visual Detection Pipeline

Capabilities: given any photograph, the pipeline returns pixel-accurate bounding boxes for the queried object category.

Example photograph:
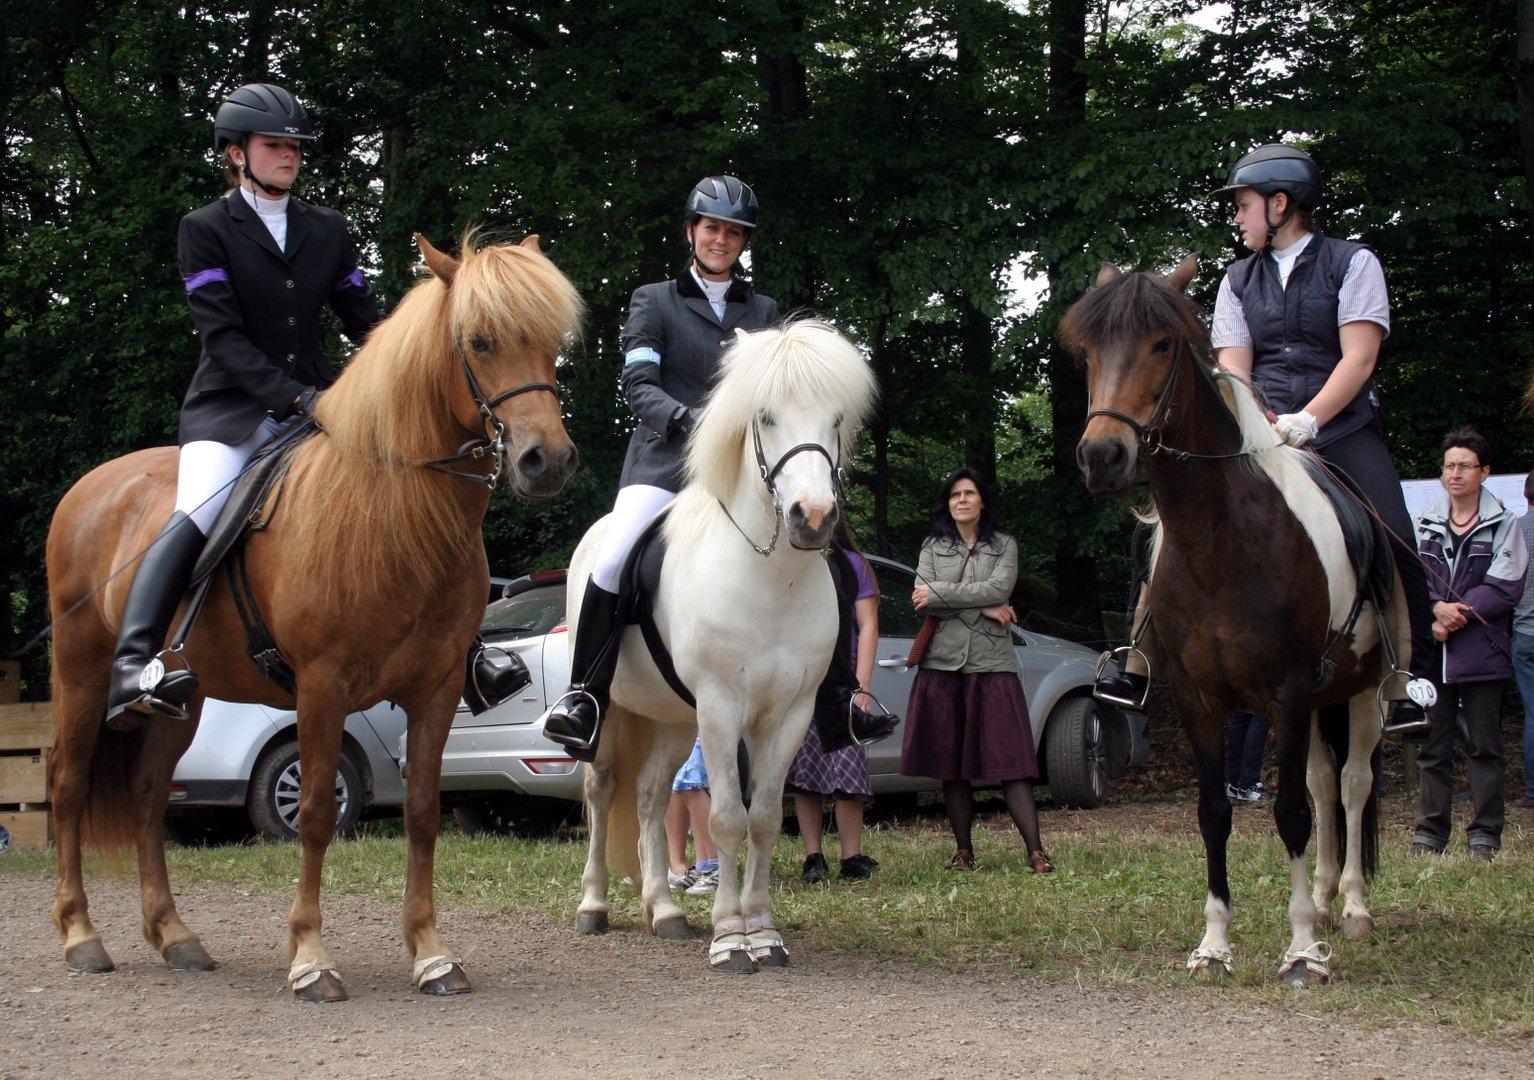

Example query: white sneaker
[684,867,720,895]
[667,868,697,893]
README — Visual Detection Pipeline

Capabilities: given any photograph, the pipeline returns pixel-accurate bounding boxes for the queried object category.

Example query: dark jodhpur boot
[104,512,206,731]
[812,575,899,754]
[462,635,532,715]
[542,580,623,762]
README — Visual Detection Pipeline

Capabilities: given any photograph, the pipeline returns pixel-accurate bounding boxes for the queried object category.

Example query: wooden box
[0,701,53,751]
[1,808,52,851]
[0,749,47,803]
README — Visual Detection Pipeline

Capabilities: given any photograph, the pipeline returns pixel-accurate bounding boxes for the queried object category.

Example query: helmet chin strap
[235,139,292,198]
[1262,194,1296,251]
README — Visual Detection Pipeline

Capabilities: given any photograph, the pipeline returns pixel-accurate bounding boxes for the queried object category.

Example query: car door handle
[877,658,911,669]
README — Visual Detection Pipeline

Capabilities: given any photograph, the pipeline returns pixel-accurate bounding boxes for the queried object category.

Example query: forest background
[4,0,1532,697]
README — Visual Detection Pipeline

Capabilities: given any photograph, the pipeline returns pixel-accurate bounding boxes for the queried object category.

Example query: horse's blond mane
[665,320,877,552]
[279,233,584,608]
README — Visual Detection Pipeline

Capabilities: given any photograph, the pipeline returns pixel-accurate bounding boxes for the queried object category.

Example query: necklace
[1449,507,1480,530]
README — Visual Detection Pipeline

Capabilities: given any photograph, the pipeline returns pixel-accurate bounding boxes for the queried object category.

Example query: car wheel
[247,738,365,842]
[450,794,576,839]
[1042,696,1107,809]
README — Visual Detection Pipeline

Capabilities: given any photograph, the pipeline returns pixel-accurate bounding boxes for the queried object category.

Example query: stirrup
[465,643,531,715]
[1378,675,1435,736]
[540,688,603,755]
[845,690,899,747]
[1092,646,1151,711]
[105,654,197,730]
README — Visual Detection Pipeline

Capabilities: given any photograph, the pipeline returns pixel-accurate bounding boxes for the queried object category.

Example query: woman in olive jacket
[899,466,1053,873]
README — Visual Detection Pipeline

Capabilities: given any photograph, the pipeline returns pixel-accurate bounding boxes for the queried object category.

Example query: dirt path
[0,865,1526,1080]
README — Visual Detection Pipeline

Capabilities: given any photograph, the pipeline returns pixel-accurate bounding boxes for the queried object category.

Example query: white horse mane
[666,319,877,551]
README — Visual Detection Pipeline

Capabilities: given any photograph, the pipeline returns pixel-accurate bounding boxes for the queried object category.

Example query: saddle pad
[1300,455,1395,610]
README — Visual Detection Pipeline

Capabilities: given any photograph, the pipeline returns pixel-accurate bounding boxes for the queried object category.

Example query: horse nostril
[517,445,546,479]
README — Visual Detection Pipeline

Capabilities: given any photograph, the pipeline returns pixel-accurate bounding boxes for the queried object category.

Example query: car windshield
[479,586,565,641]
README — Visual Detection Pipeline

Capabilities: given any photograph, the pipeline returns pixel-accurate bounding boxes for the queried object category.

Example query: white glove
[1274,410,1319,447]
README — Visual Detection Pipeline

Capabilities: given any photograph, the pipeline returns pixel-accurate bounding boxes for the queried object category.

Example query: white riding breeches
[174,417,283,535]
[591,484,676,593]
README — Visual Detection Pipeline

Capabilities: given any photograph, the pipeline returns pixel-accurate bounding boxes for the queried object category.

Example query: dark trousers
[1318,425,1434,683]
[1226,710,1270,790]
[1412,679,1506,851]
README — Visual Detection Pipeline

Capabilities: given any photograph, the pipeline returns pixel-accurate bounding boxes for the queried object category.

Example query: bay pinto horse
[572,320,876,973]
[1064,257,1408,985]
[45,233,583,1001]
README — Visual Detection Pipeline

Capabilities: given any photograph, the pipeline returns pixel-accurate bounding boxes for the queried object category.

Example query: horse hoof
[292,970,348,1003]
[576,910,609,935]
[1189,960,1232,980]
[1341,913,1375,942]
[653,915,696,941]
[419,964,472,996]
[65,940,114,974]
[162,940,216,971]
[1281,964,1328,988]
[754,946,790,969]
[709,950,757,975]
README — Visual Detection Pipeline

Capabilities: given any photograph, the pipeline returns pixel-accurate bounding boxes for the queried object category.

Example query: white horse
[571,319,876,973]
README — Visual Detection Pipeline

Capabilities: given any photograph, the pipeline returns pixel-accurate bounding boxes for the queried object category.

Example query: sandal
[1028,850,1055,875]
[948,849,975,871]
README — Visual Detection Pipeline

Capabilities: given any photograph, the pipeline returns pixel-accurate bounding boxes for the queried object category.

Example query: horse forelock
[1060,270,1209,364]
[669,320,876,552]
[450,235,585,368]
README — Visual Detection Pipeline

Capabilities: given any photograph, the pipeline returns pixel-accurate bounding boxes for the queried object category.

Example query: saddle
[619,508,697,709]
[170,418,320,695]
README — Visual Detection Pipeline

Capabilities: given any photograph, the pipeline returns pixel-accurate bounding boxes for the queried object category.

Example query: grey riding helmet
[214,83,315,151]
[1210,143,1321,210]
[685,175,758,229]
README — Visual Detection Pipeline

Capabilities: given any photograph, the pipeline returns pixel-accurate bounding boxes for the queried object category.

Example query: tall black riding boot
[1094,521,1153,712]
[812,569,898,754]
[1385,544,1439,736]
[104,512,206,731]
[542,580,623,762]
[463,635,532,715]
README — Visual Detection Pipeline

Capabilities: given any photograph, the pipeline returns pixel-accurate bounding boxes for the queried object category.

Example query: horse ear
[1167,254,1199,293]
[519,234,542,252]
[1096,263,1122,287]
[415,233,459,285]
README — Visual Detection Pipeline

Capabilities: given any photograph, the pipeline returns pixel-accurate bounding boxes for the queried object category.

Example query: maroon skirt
[899,668,1039,782]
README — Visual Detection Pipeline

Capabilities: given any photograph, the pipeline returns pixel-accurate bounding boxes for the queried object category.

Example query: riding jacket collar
[226,189,313,264]
[675,268,756,329]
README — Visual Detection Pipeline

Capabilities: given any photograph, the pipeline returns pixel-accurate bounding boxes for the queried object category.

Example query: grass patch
[6,803,1530,1037]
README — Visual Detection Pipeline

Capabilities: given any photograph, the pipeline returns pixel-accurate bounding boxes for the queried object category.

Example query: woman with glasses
[1410,428,1527,861]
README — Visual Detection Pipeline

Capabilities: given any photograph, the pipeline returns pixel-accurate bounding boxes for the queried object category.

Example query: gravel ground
[2,849,1529,1080]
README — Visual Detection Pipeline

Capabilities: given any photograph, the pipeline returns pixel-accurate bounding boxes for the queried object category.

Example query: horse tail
[1316,702,1379,881]
[48,691,143,858]
[603,709,650,884]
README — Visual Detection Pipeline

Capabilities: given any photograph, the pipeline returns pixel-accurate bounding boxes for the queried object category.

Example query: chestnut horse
[1064,258,1408,986]
[45,233,583,1001]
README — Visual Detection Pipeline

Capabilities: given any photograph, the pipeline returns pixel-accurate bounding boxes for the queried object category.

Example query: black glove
[293,386,324,418]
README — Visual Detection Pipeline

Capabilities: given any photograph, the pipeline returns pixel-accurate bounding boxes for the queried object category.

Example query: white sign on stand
[1401,474,1528,525]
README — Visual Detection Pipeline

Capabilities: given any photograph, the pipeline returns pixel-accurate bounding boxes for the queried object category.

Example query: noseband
[423,337,560,488]
[719,420,845,557]
[1083,340,1247,463]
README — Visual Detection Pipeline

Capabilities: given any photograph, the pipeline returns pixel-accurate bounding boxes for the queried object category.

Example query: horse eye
[758,410,775,427]
[1151,338,1172,355]
[470,336,491,354]
[833,412,844,429]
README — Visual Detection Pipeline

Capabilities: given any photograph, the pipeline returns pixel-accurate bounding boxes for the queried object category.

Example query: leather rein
[420,337,560,488]
[718,420,846,557]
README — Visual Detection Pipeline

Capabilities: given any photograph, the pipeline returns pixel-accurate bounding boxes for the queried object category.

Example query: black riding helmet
[1211,143,1321,210]
[685,175,758,231]
[214,83,314,152]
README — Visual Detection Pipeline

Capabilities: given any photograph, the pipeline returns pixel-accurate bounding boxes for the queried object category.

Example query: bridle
[422,337,560,488]
[1083,338,1248,463]
[719,419,845,557]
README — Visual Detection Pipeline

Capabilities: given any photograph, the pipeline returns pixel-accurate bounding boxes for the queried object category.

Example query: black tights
[942,779,1045,854]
